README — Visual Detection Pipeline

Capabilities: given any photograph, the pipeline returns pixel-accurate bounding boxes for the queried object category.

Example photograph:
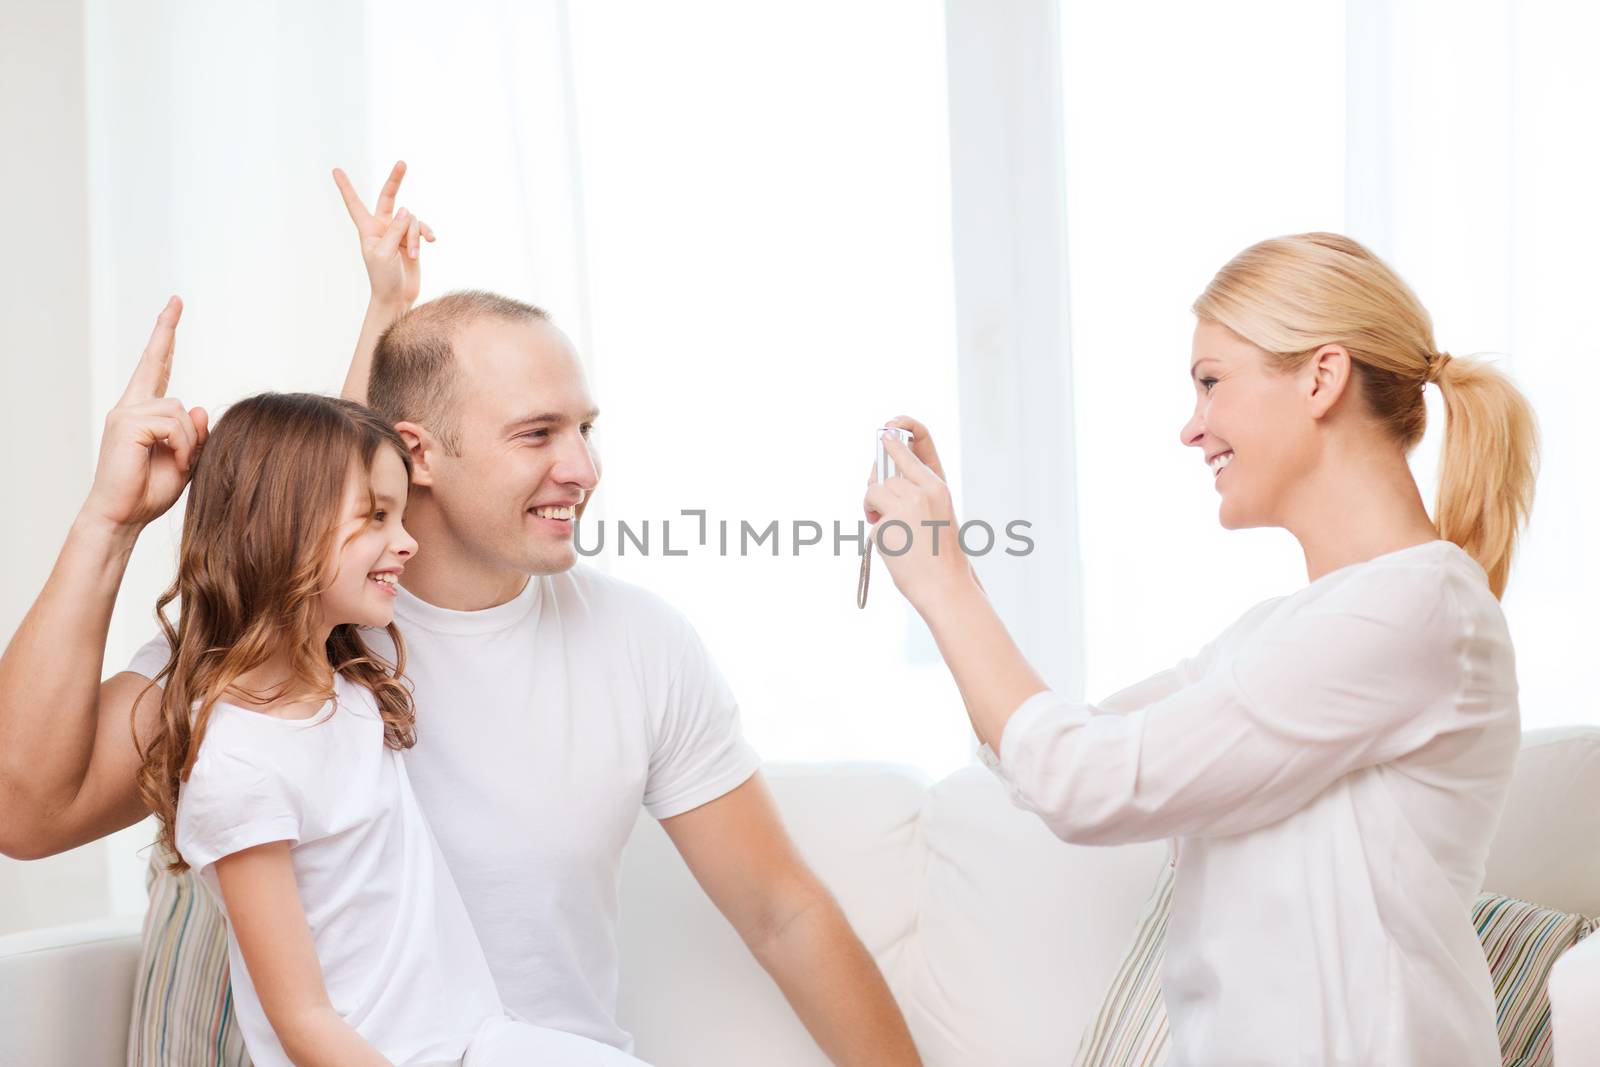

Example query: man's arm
[331,161,434,403]
[661,773,922,1066]
[0,299,205,859]
[216,842,392,1067]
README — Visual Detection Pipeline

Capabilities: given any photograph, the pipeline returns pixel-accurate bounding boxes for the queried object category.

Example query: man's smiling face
[422,315,602,577]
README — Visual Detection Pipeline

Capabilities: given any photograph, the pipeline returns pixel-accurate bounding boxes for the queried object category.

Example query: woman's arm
[862,430,1045,750]
[915,580,1048,753]
[331,162,434,403]
[860,427,1464,846]
[215,842,392,1067]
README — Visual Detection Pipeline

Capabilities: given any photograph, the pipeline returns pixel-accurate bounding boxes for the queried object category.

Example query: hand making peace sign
[332,160,437,308]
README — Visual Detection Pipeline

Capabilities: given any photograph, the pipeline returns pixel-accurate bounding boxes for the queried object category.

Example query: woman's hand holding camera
[862,419,978,610]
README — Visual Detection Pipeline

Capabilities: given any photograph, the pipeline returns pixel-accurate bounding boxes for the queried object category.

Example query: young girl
[864,232,1537,1065]
[132,391,644,1067]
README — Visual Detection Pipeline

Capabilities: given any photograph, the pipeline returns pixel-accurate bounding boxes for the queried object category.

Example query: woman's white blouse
[983,540,1519,1066]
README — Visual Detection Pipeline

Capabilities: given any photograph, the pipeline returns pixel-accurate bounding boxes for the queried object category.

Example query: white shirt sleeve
[641,618,762,821]
[124,631,173,682]
[990,568,1471,845]
[176,737,304,873]
[1088,595,1287,716]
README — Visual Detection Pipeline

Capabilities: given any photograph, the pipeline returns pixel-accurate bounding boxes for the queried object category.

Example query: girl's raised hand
[332,161,436,309]
[82,297,210,531]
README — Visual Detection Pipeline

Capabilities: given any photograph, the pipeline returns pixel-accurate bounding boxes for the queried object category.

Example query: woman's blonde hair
[135,393,418,872]
[1192,232,1538,598]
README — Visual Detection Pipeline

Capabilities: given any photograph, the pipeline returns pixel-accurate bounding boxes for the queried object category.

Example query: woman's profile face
[1180,319,1320,530]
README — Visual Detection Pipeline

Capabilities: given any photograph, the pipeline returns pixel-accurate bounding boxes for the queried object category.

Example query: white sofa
[3,727,1598,1067]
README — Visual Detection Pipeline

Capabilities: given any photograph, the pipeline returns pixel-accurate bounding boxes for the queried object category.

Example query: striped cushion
[1476,894,1598,1067]
[1074,875,1596,1067]
[126,849,250,1067]
[1072,862,1173,1067]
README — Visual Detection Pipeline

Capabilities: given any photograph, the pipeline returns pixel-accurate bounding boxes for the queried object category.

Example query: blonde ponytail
[1193,232,1539,598]
[1430,354,1538,598]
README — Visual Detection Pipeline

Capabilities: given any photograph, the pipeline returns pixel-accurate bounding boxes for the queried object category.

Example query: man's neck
[398,493,541,611]
[399,549,531,612]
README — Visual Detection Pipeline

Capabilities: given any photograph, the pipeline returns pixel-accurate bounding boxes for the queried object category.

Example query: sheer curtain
[565,1,968,773]
[1056,0,1346,700]
[1046,0,1597,726]
[1345,0,1600,728]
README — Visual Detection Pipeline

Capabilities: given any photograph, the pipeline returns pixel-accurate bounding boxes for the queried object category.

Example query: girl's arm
[330,162,434,404]
[214,842,393,1067]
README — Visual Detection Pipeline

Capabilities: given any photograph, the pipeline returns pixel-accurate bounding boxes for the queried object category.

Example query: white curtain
[1053,0,1346,700]
[1346,0,1600,728]
[943,0,1086,703]
[565,1,968,773]
[1037,0,1597,727]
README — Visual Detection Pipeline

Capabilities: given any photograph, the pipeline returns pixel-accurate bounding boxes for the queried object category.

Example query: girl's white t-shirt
[175,678,505,1067]
[982,539,1519,1066]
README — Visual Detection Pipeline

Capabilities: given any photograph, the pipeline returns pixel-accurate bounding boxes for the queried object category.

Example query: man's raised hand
[81,297,210,531]
[332,160,436,309]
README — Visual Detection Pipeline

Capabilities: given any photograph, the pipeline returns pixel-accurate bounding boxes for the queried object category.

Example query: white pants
[454,1015,653,1067]
[1551,933,1600,1067]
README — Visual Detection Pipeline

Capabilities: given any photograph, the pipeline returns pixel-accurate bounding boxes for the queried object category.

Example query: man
[0,162,920,1065]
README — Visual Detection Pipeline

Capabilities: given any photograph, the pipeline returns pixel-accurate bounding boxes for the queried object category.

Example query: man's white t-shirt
[174,678,505,1067]
[981,540,1519,1066]
[132,563,762,1052]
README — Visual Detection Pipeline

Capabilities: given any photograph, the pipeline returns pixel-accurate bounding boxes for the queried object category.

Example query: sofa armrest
[0,914,142,1066]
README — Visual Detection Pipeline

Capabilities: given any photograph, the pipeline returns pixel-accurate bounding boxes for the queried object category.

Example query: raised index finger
[120,296,183,403]
[331,167,372,228]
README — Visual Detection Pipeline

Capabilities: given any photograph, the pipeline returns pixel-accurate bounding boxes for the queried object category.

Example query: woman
[864,233,1537,1065]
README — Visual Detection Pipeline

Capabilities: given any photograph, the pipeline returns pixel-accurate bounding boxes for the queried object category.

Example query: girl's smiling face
[1179,319,1328,530]
[321,446,417,631]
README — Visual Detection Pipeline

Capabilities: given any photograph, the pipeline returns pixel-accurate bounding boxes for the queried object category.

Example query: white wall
[0,0,111,936]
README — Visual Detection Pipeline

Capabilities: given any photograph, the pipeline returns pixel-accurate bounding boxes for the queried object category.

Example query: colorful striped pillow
[126,849,250,1067]
[1475,894,1598,1067]
[1073,874,1596,1067]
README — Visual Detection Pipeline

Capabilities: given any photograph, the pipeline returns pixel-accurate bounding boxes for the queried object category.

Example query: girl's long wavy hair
[1194,232,1539,598]
[135,392,418,872]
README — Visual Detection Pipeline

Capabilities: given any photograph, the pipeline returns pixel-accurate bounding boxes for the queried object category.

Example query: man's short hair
[368,290,549,454]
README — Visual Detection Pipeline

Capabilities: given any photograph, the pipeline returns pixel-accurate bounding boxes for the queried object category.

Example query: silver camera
[875,426,914,484]
[860,426,914,608]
